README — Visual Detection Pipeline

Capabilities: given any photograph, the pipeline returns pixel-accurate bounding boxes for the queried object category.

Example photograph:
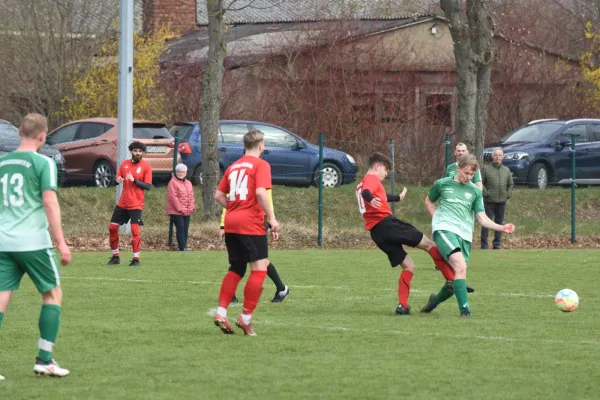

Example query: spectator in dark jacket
[480,149,514,249]
[166,164,195,251]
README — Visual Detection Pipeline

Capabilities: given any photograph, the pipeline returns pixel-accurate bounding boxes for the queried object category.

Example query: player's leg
[268,262,289,302]
[215,234,247,334]
[236,235,269,336]
[20,249,69,376]
[107,206,128,264]
[447,245,471,317]
[129,210,143,266]
[0,252,23,380]
[396,252,414,315]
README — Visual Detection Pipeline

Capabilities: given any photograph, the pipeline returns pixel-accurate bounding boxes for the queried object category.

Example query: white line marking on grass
[64,276,587,300]
[255,320,599,346]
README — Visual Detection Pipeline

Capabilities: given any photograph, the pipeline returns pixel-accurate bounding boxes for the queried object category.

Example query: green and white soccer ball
[555,289,579,312]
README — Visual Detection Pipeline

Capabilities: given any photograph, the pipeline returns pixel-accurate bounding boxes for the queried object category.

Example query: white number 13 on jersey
[228,169,249,201]
[356,183,366,214]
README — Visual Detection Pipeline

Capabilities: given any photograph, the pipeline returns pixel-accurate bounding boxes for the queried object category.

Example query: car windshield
[133,124,172,139]
[502,123,562,143]
[169,124,194,140]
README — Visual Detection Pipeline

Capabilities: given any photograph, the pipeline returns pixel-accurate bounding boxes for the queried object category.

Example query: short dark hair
[129,141,146,152]
[368,152,392,170]
[243,129,264,150]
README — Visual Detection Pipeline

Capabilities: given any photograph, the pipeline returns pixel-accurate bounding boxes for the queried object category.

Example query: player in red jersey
[106,141,152,267]
[213,130,280,336]
[357,152,473,315]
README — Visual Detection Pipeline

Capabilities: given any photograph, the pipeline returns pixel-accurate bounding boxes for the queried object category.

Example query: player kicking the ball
[357,152,473,315]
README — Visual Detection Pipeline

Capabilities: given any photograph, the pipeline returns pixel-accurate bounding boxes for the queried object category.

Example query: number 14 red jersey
[356,174,392,230]
[217,155,272,235]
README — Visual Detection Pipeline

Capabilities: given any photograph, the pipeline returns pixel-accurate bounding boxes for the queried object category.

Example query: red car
[48,118,179,187]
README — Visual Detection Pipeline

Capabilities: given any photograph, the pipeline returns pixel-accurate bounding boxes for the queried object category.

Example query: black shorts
[369,216,424,267]
[110,206,144,226]
[225,233,268,265]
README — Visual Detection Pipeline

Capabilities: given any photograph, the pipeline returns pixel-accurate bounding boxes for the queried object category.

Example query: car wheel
[93,160,115,188]
[190,165,203,185]
[528,163,549,189]
[314,163,342,188]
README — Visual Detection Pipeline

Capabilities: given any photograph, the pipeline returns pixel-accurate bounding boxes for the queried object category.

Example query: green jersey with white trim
[0,151,57,251]
[446,162,482,183]
[427,177,485,243]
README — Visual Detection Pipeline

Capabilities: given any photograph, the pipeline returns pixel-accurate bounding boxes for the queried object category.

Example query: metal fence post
[168,136,180,249]
[389,138,396,215]
[571,134,576,244]
[445,133,451,173]
[317,132,324,247]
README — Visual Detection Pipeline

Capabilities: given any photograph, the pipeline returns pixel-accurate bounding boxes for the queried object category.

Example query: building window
[425,94,452,127]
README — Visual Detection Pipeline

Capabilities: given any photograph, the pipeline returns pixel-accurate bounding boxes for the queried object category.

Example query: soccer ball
[555,289,579,312]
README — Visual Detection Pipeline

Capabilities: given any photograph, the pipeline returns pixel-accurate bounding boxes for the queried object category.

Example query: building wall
[143,0,196,35]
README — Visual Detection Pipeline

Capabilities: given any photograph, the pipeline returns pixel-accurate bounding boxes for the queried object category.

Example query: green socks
[453,279,470,313]
[433,285,454,305]
[38,304,61,362]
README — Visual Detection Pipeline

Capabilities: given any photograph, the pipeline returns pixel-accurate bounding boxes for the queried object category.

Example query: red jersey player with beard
[213,129,280,336]
[357,152,474,315]
[106,141,152,267]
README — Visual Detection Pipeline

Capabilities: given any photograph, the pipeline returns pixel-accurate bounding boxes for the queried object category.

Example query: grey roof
[196,0,430,25]
[163,16,437,68]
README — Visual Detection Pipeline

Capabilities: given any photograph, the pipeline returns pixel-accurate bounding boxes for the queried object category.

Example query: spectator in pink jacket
[167,164,195,251]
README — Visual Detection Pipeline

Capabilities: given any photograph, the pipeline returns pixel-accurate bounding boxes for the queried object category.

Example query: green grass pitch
[1,249,600,399]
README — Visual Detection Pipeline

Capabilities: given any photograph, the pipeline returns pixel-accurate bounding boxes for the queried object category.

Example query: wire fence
[5,118,596,251]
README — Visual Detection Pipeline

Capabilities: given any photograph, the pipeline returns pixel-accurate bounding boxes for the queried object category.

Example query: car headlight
[503,152,529,160]
[53,153,63,163]
[346,154,356,164]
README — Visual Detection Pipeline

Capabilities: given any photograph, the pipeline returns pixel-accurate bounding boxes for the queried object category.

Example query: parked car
[483,118,600,189]
[47,118,179,188]
[0,120,67,186]
[169,121,358,187]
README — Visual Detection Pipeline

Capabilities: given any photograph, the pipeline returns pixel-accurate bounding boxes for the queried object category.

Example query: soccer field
[1,249,599,399]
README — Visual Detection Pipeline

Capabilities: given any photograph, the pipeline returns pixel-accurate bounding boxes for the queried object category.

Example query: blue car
[169,121,358,187]
[483,118,600,189]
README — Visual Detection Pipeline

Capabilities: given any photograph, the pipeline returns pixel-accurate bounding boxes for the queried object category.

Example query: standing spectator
[106,141,152,267]
[167,164,195,251]
[480,148,514,249]
[446,143,483,190]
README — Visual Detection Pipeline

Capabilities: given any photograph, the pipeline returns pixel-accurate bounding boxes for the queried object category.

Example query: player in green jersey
[445,143,483,189]
[0,113,71,379]
[423,154,515,317]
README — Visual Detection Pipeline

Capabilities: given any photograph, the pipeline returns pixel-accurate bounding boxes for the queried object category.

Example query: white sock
[279,285,289,295]
[217,307,227,317]
[241,313,252,324]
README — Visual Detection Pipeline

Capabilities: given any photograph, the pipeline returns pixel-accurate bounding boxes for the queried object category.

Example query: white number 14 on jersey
[229,169,249,201]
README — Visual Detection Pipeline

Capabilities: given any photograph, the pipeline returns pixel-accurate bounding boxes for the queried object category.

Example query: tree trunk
[199,0,226,219]
[440,0,495,162]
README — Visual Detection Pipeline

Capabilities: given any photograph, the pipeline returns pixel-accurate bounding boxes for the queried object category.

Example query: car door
[219,123,248,170]
[250,123,309,185]
[584,124,600,182]
[67,122,113,176]
[552,124,588,182]
[47,123,82,173]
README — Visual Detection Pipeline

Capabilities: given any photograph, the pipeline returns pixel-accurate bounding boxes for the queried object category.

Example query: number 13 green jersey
[0,151,57,251]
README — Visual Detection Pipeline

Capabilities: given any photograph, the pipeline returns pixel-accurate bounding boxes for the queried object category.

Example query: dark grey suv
[484,119,600,189]
[0,120,67,186]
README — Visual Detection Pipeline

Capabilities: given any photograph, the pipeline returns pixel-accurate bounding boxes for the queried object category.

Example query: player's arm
[215,190,228,208]
[476,212,515,233]
[386,186,407,202]
[256,187,275,222]
[116,163,123,184]
[425,180,441,216]
[42,190,71,265]
[474,169,483,189]
[132,166,152,190]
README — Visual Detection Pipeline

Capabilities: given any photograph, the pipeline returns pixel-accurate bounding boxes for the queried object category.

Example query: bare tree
[0,0,121,127]
[439,0,494,160]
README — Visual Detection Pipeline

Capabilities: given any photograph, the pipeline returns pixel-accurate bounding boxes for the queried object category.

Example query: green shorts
[433,231,472,264]
[0,249,61,293]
